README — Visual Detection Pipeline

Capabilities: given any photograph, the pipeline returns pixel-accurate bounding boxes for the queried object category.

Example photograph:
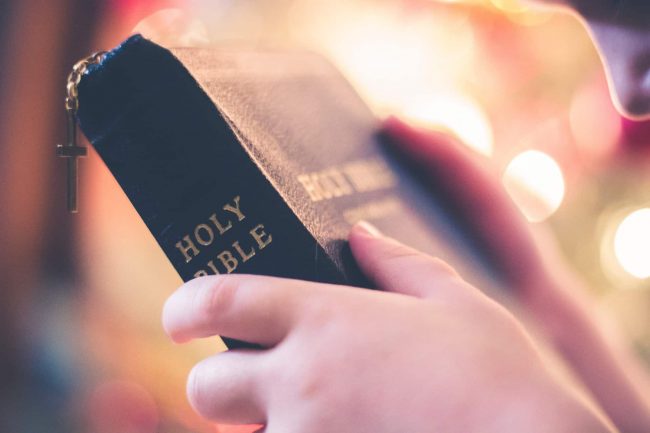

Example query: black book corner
[77,34,488,346]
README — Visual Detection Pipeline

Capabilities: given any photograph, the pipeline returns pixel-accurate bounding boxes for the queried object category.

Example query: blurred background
[1,0,649,432]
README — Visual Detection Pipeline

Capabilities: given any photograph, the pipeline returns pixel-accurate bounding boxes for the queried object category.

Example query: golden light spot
[502,150,565,222]
[614,208,650,279]
[404,92,494,156]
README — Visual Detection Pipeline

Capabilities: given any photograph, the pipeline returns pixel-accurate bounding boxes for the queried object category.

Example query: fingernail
[353,220,382,238]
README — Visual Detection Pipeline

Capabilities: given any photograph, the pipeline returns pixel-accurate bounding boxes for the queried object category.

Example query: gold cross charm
[56,109,87,213]
[56,50,106,213]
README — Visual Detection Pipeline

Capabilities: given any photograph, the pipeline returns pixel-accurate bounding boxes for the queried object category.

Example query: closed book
[77,35,489,346]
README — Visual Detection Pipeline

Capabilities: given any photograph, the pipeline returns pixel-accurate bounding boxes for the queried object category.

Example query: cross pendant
[56,110,87,213]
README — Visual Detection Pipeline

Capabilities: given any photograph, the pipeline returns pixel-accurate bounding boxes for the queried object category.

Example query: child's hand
[163,224,611,432]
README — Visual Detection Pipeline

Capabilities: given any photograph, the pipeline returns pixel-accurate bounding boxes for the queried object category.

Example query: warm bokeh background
[1,0,649,432]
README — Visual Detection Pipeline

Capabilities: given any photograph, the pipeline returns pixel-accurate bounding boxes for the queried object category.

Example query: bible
[76,35,488,345]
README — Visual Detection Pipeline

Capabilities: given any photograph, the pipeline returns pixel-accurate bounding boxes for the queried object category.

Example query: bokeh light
[404,92,494,156]
[614,208,650,279]
[287,0,476,114]
[5,0,650,431]
[502,150,565,222]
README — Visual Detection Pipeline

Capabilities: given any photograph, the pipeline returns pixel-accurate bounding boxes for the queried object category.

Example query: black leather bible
[77,35,487,343]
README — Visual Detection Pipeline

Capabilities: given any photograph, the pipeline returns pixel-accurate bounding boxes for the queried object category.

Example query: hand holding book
[163,119,650,432]
[381,119,650,433]
[163,221,613,432]
[74,36,649,431]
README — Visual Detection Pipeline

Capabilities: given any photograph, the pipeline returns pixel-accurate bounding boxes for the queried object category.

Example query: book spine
[77,36,350,347]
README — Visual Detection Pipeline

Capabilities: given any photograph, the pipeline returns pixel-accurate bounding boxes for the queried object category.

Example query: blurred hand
[163,223,611,432]
[382,117,650,433]
[382,117,601,340]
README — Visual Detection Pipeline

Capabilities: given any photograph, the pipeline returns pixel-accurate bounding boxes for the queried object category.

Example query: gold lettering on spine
[297,158,397,202]
[323,168,353,198]
[250,224,272,250]
[223,195,246,221]
[175,196,276,276]
[176,235,200,263]
[194,224,215,246]
[218,251,239,273]
[297,169,353,202]
[297,174,322,202]
[206,260,220,274]
[233,241,256,262]
[343,159,396,192]
[209,213,232,235]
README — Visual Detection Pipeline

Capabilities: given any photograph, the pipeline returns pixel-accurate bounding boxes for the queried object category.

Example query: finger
[163,275,308,346]
[349,221,470,300]
[381,116,544,285]
[187,351,267,424]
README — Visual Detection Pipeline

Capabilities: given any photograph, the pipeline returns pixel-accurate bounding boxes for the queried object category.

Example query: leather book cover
[77,35,487,318]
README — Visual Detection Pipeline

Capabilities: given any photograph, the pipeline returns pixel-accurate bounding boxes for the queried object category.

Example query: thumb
[349,221,468,300]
